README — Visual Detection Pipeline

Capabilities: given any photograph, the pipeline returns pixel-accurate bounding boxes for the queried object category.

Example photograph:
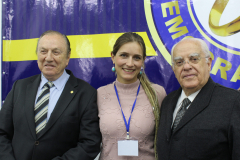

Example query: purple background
[2,0,178,100]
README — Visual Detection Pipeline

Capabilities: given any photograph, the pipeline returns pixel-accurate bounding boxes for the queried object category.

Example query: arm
[0,82,17,160]
[229,93,240,160]
[52,91,102,160]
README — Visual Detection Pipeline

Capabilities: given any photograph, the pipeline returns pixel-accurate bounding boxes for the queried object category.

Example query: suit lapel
[25,75,41,139]
[166,88,182,139]
[173,78,216,133]
[38,72,78,139]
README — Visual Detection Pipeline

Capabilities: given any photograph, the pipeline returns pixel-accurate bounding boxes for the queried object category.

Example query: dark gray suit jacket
[0,69,101,160]
[157,78,240,160]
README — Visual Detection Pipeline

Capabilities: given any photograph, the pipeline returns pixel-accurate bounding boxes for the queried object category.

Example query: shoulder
[18,74,39,82]
[213,83,240,98]
[76,78,95,91]
[97,82,114,94]
[151,83,167,104]
[152,84,166,96]
[152,84,166,95]
[14,74,40,87]
[162,88,180,103]
[97,82,114,106]
[68,70,96,93]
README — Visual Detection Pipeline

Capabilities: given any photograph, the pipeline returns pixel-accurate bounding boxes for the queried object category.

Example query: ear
[171,65,177,77]
[111,52,115,64]
[207,57,212,71]
[66,52,71,65]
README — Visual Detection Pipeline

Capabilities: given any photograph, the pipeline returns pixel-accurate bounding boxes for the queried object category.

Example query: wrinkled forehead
[174,53,200,60]
[38,34,67,50]
[173,40,203,58]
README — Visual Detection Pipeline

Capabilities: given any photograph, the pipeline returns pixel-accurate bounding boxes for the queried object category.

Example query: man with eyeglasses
[157,38,240,160]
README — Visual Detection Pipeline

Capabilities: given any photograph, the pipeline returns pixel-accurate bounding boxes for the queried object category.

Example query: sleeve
[229,93,240,160]
[52,90,102,160]
[0,81,17,160]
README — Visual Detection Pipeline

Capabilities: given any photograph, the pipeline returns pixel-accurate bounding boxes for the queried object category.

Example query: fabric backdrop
[2,0,240,101]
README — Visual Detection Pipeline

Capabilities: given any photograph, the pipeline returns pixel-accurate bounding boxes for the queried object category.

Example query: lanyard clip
[126,132,130,139]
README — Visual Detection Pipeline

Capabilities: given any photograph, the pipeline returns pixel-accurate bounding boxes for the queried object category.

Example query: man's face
[172,40,212,96]
[37,34,70,81]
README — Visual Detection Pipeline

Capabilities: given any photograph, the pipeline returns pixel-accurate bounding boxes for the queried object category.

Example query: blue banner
[2,0,240,100]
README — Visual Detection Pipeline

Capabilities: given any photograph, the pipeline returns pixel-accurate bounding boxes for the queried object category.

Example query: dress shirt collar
[40,70,70,91]
[177,89,201,109]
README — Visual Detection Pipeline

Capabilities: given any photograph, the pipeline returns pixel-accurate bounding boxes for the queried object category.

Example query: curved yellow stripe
[144,0,172,65]
[3,32,157,62]
[187,0,240,55]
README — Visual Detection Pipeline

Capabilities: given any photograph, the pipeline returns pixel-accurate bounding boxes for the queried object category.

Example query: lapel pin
[70,91,74,94]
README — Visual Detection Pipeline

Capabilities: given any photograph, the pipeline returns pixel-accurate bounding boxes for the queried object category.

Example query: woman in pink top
[97,32,166,160]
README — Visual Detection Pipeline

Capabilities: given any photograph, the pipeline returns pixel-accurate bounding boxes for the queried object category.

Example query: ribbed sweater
[97,79,166,160]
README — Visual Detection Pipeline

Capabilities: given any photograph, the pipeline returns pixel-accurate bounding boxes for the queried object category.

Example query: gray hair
[36,30,71,56]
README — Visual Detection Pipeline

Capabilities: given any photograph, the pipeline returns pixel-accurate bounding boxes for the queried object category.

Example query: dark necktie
[172,98,191,132]
[34,81,54,136]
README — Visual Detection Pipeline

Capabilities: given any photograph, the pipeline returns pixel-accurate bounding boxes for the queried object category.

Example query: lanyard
[114,83,141,139]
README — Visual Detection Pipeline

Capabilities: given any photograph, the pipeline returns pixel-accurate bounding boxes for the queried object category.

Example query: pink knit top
[97,79,166,160]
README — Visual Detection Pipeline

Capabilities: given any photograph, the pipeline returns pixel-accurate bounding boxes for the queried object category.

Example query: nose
[183,60,192,70]
[126,57,134,67]
[45,51,53,62]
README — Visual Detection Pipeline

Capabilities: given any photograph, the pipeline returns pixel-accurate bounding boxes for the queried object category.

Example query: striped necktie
[35,81,54,136]
[172,98,191,132]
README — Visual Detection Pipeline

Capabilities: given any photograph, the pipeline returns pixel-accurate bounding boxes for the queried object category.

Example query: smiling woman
[97,32,166,160]
[111,42,143,84]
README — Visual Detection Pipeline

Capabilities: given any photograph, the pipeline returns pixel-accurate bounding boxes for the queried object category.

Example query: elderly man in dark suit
[0,30,101,160]
[157,38,240,160]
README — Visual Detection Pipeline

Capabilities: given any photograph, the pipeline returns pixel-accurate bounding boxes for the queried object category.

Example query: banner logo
[209,0,240,37]
[144,0,240,88]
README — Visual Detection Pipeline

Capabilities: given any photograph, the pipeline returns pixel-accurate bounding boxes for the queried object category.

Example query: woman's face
[111,42,145,84]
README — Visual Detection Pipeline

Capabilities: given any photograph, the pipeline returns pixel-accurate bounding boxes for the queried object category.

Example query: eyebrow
[189,53,200,57]
[39,47,61,51]
[173,56,183,61]
[119,52,143,57]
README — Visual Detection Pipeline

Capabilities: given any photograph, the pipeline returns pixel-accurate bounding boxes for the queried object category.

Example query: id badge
[118,140,138,156]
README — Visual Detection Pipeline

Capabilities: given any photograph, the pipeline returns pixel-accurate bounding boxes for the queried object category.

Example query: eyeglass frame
[172,53,210,67]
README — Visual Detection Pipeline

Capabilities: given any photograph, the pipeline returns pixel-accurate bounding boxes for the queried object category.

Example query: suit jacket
[0,69,101,160]
[157,78,240,160]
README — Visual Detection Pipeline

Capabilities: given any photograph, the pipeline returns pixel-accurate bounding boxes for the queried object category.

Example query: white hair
[171,38,211,67]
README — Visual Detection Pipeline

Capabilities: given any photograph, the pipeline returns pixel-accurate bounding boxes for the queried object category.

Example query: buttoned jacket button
[35,141,39,145]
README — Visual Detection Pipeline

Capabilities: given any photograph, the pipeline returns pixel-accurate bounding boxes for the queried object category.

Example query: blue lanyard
[114,83,141,139]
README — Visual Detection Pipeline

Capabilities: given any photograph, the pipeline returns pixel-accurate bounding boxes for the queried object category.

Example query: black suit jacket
[157,78,240,160]
[0,69,101,160]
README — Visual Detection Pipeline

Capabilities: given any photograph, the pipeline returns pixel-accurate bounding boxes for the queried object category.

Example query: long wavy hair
[112,32,160,159]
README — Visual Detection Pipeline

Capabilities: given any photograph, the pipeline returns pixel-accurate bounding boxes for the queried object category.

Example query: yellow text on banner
[3,32,157,62]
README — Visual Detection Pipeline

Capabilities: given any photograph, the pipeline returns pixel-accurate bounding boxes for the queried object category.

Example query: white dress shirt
[172,89,201,126]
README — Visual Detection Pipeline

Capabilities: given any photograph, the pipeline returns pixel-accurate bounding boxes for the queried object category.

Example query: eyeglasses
[172,55,209,67]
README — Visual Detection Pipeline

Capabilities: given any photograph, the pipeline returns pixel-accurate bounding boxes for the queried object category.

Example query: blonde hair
[138,71,160,159]
[113,32,160,159]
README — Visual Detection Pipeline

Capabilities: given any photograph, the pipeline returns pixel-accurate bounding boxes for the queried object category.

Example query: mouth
[44,64,55,68]
[183,74,195,79]
[123,68,135,73]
